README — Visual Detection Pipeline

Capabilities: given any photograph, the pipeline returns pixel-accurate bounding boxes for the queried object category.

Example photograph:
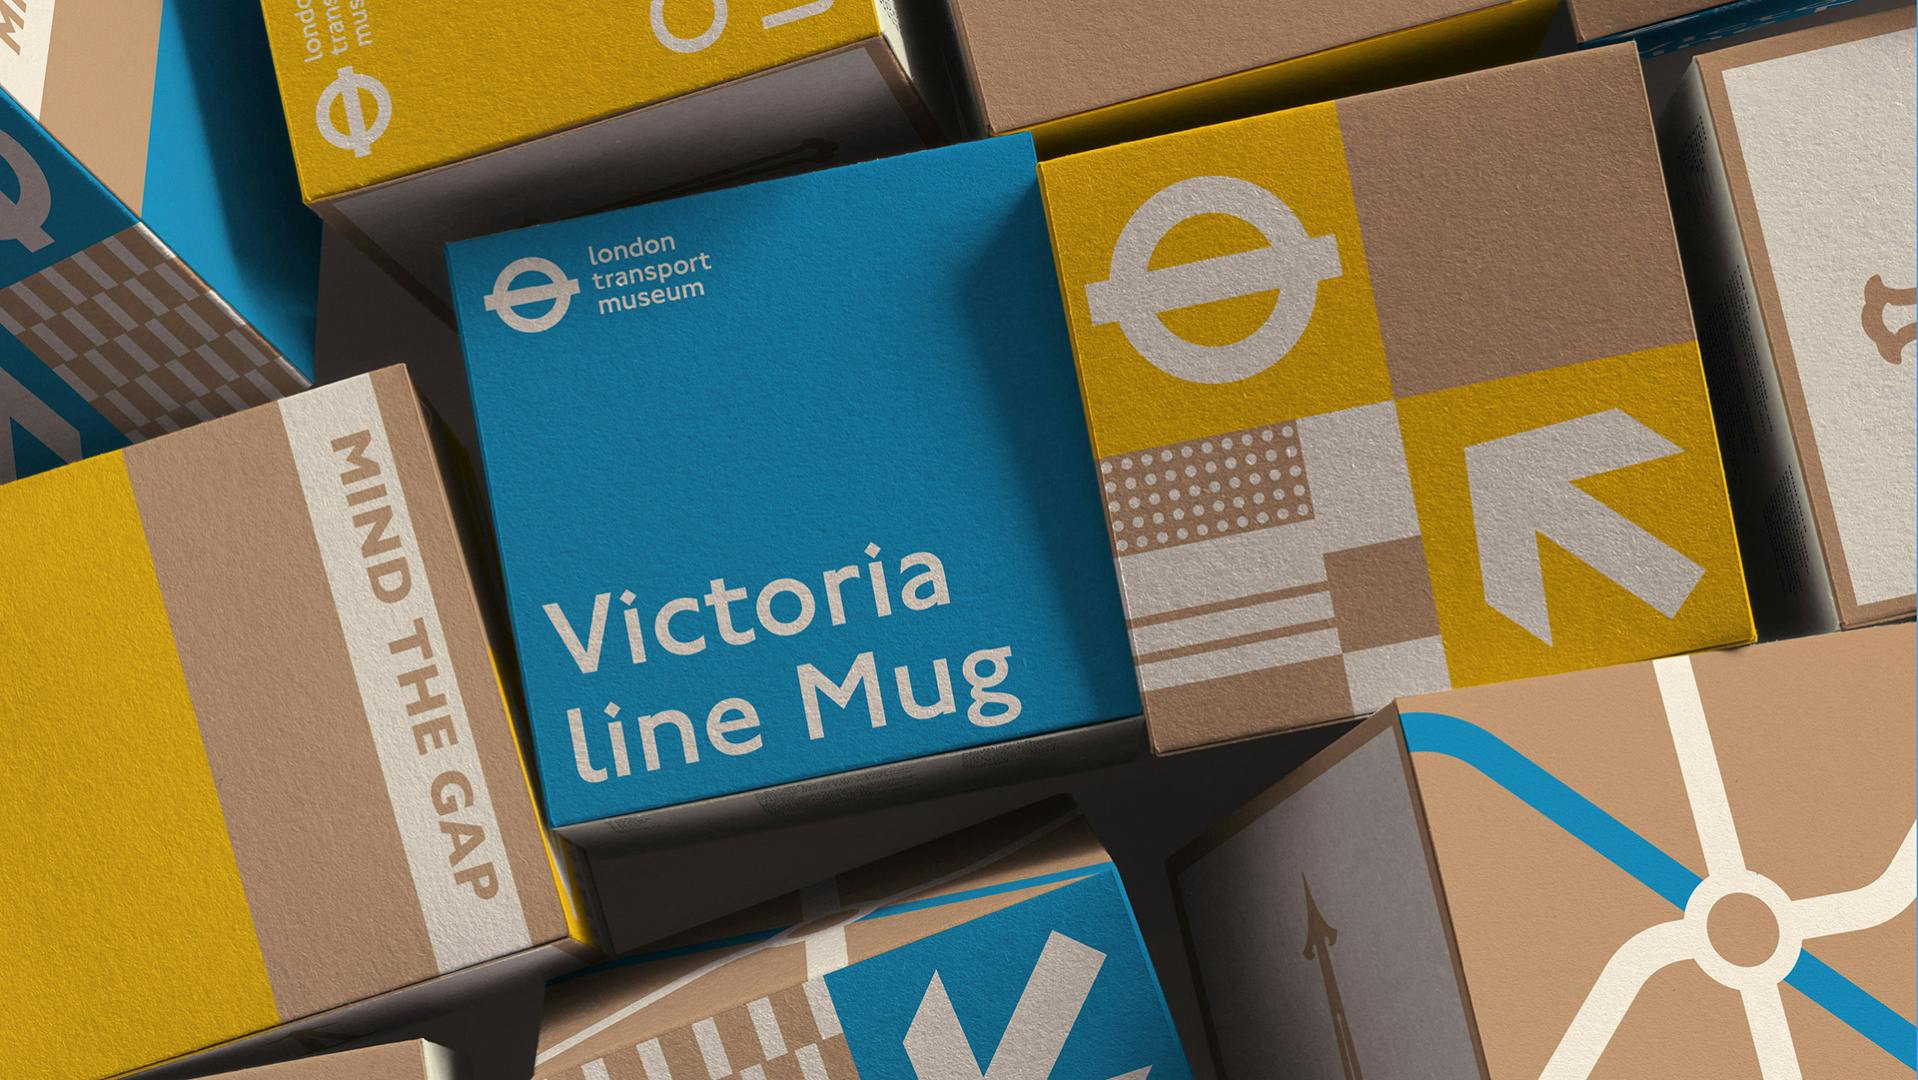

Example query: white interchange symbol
[1543,654,1917,1080]
[1466,409,1704,644]
[1086,176,1340,385]
[315,66,392,158]
[484,257,579,334]
[905,931,1151,1080]
[0,129,53,252]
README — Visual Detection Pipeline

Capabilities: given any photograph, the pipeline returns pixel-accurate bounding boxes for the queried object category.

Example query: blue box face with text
[448,135,1139,828]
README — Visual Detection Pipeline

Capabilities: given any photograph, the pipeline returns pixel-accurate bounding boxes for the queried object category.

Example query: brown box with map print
[1172,624,1914,1078]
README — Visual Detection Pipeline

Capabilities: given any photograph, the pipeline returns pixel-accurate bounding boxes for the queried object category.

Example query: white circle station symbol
[315,66,393,158]
[484,257,580,334]
[1085,175,1342,385]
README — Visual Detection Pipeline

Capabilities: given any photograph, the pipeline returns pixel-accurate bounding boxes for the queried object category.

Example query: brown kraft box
[1171,624,1915,1078]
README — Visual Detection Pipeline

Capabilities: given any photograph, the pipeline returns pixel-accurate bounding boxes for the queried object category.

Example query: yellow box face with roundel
[1039,45,1754,754]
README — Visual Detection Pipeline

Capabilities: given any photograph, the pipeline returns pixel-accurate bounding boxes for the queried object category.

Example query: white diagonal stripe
[795,1044,829,1080]
[748,996,787,1059]
[1741,983,1802,1080]
[1543,918,1694,1079]
[801,879,849,978]
[692,1018,730,1078]
[581,1061,611,1080]
[805,978,842,1040]
[1653,656,1745,877]
[636,1038,672,1079]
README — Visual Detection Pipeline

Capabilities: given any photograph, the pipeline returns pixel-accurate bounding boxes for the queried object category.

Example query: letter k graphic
[903,931,1152,1080]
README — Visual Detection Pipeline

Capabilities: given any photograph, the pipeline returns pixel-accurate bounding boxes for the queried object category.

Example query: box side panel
[1019,0,1555,157]
[0,452,280,1080]
[331,43,927,304]
[1712,19,1916,626]
[138,0,322,380]
[1171,720,1481,1079]
[558,716,1139,852]
[1659,63,1839,636]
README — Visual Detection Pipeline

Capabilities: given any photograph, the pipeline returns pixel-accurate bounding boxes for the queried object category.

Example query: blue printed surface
[1583,0,1860,55]
[828,868,1193,1080]
[447,136,1139,827]
[142,0,321,378]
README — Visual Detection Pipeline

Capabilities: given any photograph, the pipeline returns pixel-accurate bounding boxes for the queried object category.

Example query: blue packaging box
[0,0,319,484]
[448,134,1139,839]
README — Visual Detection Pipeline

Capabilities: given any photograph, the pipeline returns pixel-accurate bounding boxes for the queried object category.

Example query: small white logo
[484,257,579,334]
[650,0,834,52]
[0,129,52,252]
[1086,176,1340,385]
[315,65,392,158]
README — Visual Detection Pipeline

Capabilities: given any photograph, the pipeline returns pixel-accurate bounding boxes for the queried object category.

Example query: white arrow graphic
[1465,409,1704,644]
[903,931,1150,1080]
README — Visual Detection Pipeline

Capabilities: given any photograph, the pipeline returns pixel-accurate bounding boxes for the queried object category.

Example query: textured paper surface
[1720,21,1916,615]
[1039,47,1752,751]
[447,136,1137,827]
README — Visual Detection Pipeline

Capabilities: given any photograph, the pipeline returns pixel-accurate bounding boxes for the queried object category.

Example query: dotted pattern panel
[0,224,307,442]
[1099,422,1314,555]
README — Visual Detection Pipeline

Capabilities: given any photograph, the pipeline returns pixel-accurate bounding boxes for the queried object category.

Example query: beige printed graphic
[0,224,306,442]
[571,980,858,1080]
[124,401,438,1021]
[1543,655,1916,1080]
[1861,275,1915,365]
[536,807,1101,1079]
[280,374,533,975]
[1109,402,1447,741]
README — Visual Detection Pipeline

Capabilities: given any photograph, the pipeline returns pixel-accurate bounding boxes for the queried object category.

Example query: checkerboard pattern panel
[0,224,307,442]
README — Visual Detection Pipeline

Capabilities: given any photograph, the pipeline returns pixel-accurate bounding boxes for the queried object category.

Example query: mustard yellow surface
[1040,101,1389,459]
[0,456,278,1080]
[1396,343,1754,687]
[262,1,885,201]
[1024,0,1557,158]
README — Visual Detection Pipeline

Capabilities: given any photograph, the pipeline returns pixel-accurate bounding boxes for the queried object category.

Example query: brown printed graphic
[1861,274,1915,364]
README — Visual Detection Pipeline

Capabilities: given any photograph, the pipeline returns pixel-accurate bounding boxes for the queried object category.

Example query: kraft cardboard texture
[949,0,1554,154]
[1569,0,1862,48]
[0,0,320,485]
[258,0,933,303]
[1675,9,1916,630]
[1175,624,1916,1079]
[446,135,1139,832]
[1038,46,1754,754]
[533,802,1191,1079]
[0,367,583,1080]
[208,1040,455,1080]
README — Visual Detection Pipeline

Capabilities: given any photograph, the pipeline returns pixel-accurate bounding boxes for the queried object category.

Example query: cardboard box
[943,0,1555,157]
[257,0,941,308]
[444,135,1141,847]
[1568,0,1862,52]
[1038,45,1754,754]
[1171,624,1915,1078]
[0,0,320,485]
[209,1042,459,1080]
[1659,7,1915,635]
[533,800,1193,1079]
[0,366,594,1080]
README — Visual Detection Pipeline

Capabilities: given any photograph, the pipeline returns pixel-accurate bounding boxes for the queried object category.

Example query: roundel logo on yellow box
[1040,102,1391,459]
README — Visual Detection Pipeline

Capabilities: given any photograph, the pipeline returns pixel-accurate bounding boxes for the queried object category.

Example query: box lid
[446,135,1138,827]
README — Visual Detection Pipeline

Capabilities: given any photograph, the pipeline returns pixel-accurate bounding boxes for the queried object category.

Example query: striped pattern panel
[1100,420,1314,556]
[0,224,307,442]
[572,979,859,1080]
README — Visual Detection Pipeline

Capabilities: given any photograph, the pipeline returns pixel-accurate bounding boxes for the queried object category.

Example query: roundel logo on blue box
[447,134,1140,828]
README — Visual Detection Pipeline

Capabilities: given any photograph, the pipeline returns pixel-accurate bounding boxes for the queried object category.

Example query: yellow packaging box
[256,0,940,305]
[1039,46,1754,753]
[946,0,1555,156]
[0,367,595,1080]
